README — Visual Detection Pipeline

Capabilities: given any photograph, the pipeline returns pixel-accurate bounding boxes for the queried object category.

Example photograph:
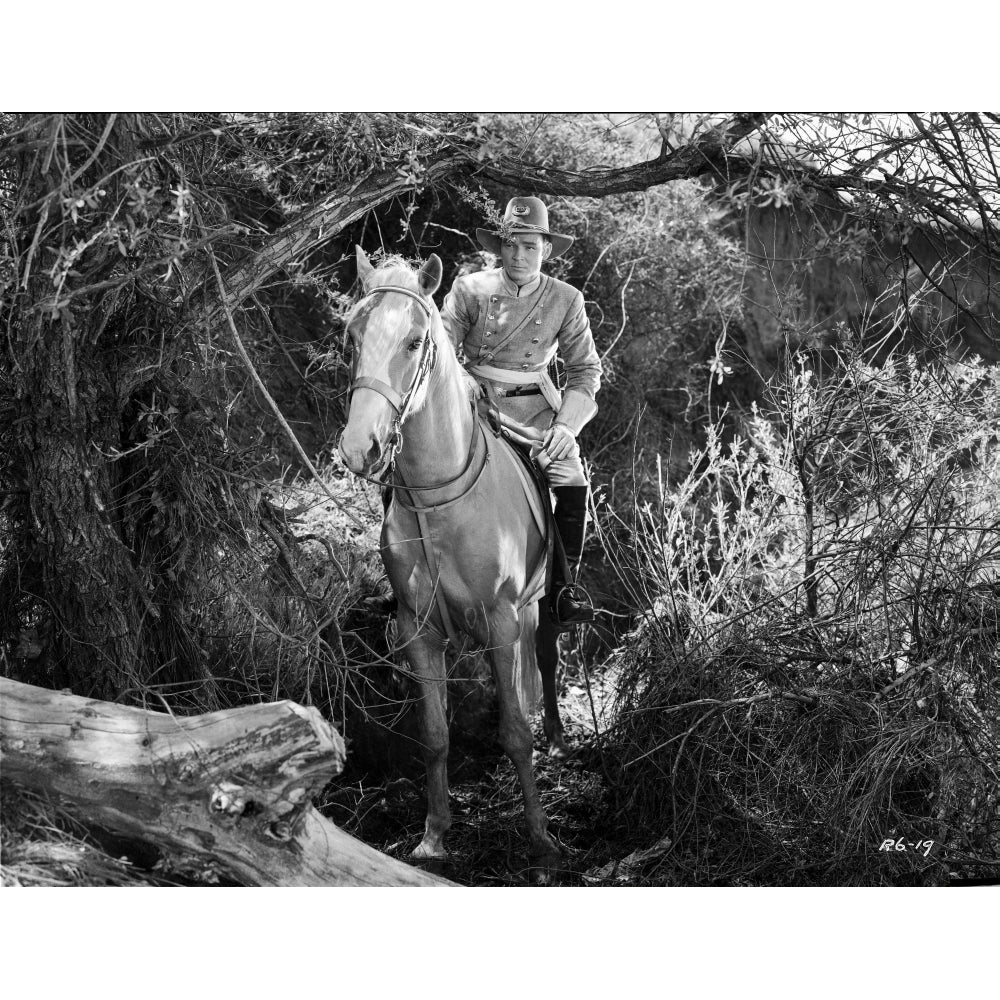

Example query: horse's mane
[353,255,480,409]
[362,254,421,290]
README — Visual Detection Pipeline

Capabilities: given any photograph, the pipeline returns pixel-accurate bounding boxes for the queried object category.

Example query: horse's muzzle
[340,388,401,477]
[338,426,384,476]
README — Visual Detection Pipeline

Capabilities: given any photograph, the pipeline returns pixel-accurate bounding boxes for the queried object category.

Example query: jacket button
[484,332,492,338]
[525,352,533,358]
[531,337,540,343]
[521,363,529,369]
[535,318,541,325]
[488,314,495,320]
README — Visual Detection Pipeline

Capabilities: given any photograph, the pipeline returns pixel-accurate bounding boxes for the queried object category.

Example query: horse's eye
[407,339,422,353]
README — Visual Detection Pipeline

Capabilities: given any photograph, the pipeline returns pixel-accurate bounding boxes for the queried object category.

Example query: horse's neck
[395,351,472,487]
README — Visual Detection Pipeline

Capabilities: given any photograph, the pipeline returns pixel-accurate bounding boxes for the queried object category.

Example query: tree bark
[9,117,151,699]
[0,677,452,887]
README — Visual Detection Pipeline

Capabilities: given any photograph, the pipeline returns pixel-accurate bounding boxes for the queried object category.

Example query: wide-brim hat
[476,196,574,259]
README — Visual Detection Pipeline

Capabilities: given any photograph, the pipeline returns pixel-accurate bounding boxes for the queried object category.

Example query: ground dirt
[316,663,656,886]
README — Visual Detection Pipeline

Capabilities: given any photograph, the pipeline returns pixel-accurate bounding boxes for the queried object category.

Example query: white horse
[339,249,568,868]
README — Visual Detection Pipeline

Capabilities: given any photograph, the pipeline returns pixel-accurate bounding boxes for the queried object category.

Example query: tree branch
[475,113,773,196]
[206,149,467,317]
[195,116,772,319]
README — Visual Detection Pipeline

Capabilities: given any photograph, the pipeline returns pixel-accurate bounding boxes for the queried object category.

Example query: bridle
[347,284,438,470]
[343,283,483,500]
[340,277,522,644]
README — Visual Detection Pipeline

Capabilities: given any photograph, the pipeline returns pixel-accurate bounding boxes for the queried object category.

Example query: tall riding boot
[549,485,595,630]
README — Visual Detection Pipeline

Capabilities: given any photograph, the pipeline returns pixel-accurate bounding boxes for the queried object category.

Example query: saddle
[475,396,557,607]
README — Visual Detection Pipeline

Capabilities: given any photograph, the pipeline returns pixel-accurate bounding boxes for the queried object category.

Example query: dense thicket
[0,113,472,702]
[3,112,999,884]
[599,348,1000,883]
[0,112,766,707]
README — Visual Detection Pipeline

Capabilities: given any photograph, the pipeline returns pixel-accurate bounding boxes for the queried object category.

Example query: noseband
[343,280,486,504]
[348,284,438,467]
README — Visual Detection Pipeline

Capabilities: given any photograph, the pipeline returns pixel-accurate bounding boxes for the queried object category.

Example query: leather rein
[346,284,485,504]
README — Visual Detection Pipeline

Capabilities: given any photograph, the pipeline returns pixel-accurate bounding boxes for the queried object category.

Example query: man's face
[500,233,552,286]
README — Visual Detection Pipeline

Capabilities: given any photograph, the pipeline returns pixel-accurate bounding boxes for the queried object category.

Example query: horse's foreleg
[490,626,559,865]
[536,610,570,760]
[398,615,451,861]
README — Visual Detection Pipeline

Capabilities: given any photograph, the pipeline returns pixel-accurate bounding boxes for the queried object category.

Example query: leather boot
[549,485,594,630]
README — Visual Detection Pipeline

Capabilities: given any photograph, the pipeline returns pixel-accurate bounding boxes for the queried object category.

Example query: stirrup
[549,583,595,631]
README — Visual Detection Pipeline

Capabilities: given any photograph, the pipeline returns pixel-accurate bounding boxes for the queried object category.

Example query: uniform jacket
[440,268,602,401]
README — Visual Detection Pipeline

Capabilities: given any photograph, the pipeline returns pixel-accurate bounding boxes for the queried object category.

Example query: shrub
[599,345,1000,884]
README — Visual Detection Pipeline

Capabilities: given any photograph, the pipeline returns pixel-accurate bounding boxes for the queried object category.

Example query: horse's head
[338,247,443,476]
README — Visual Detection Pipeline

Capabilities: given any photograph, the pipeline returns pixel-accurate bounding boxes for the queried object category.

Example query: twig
[874,658,939,703]
[32,227,240,310]
[624,690,822,768]
[207,244,348,582]
[599,262,637,362]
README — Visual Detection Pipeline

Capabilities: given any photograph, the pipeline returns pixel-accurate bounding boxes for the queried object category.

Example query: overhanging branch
[203,116,775,320]
[208,149,467,317]
[475,113,773,196]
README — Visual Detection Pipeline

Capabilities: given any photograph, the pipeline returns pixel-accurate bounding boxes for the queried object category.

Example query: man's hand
[542,421,577,462]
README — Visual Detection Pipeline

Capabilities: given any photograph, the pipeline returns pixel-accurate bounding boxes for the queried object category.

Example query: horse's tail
[513,602,542,717]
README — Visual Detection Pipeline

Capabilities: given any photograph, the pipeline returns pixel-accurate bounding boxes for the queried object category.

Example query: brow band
[360,285,431,318]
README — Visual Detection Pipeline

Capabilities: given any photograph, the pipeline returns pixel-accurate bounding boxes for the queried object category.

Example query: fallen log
[0,676,451,886]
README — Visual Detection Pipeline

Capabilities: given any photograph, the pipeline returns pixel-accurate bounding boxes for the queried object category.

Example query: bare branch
[475,113,774,196]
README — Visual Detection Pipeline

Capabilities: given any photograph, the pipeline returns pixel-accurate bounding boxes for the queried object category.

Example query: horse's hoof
[527,850,562,885]
[411,842,450,863]
[544,724,572,760]
[529,865,556,886]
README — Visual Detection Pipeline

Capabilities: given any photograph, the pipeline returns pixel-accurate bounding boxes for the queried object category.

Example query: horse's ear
[355,246,375,287]
[417,254,443,297]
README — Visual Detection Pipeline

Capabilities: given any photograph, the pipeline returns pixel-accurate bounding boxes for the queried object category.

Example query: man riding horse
[440,196,602,630]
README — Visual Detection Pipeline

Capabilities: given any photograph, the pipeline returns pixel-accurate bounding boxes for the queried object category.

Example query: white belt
[467,363,562,411]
